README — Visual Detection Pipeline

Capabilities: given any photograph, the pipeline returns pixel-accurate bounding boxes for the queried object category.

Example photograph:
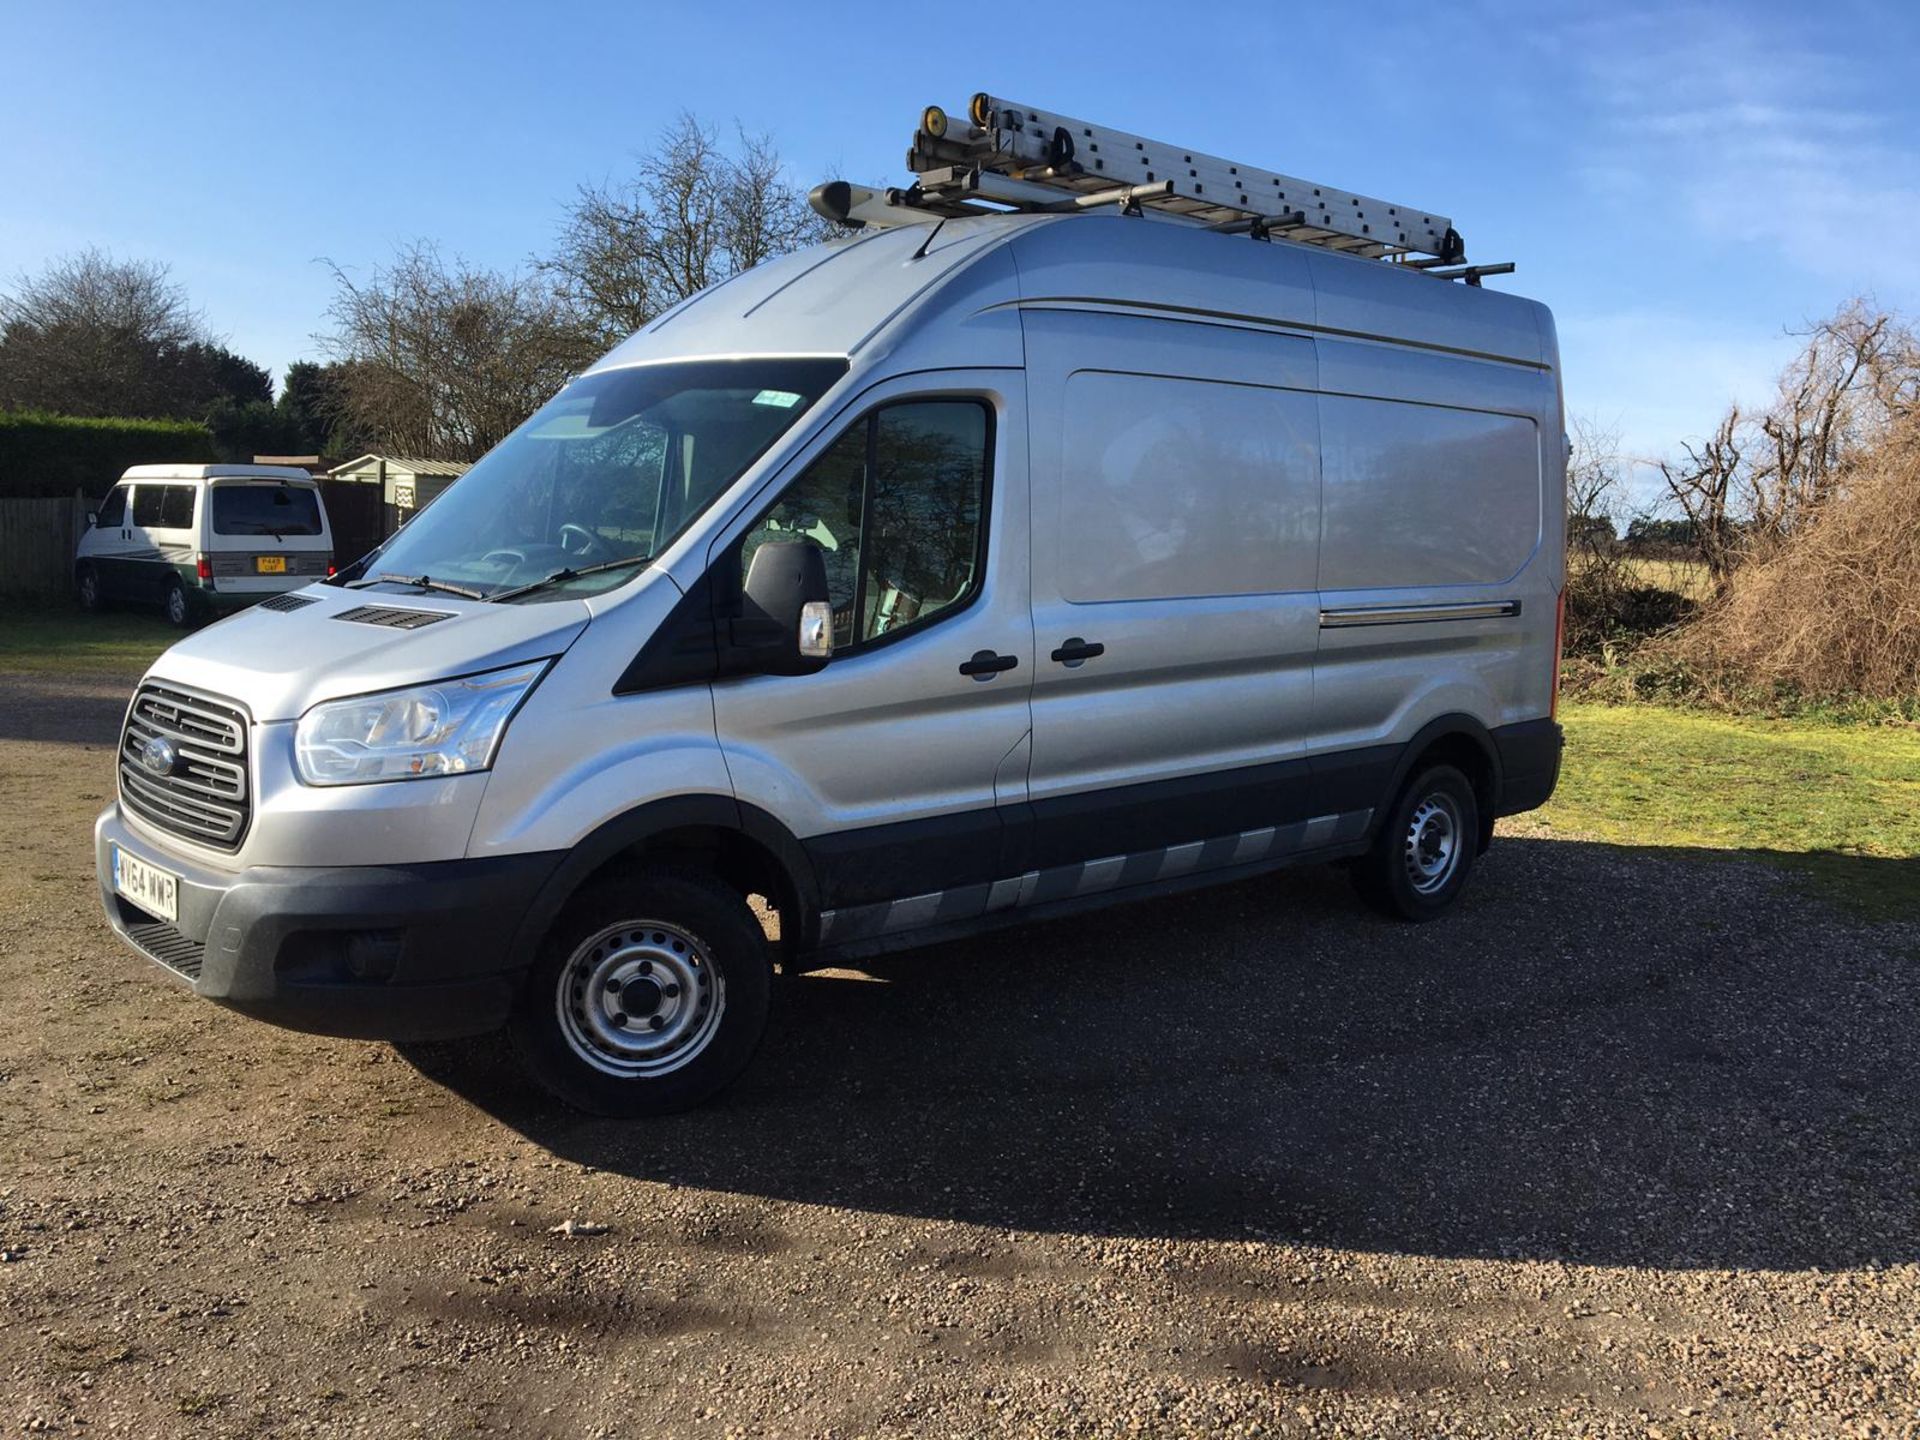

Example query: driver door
[708,374,1034,944]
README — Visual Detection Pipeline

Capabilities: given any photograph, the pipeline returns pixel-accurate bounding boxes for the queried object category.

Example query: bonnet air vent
[333,605,455,630]
[258,593,318,613]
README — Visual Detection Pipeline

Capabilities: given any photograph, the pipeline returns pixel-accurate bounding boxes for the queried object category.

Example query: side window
[95,486,128,529]
[862,403,988,642]
[740,425,865,648]
[736,399,990,653]
[131,486,164,527]
[159,485,196,529]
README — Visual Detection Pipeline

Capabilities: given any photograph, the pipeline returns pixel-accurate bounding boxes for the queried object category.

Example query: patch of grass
[1512,700,1920,920]
[0,603,174,675]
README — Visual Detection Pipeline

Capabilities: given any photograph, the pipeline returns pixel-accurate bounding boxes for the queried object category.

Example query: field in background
[1615,554,1712,600]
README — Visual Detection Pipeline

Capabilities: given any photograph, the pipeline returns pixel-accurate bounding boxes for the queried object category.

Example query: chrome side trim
[1319,600,1522,628]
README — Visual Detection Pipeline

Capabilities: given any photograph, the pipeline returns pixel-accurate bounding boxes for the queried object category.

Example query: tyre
[76,564,104,613]
[509,868,773,1116]
[163,578,193,629]
[1352,763,1479,921]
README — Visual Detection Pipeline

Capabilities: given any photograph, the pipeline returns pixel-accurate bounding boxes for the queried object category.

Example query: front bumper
[95,806,562,1041]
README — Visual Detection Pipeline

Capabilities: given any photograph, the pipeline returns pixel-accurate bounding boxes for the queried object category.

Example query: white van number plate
[113,845,179,923]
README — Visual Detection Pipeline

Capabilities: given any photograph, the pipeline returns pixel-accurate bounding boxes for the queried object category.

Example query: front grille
[258,593,318,612]
[124,917,206,980]
[334,605,453,630]
[119,682,250,850]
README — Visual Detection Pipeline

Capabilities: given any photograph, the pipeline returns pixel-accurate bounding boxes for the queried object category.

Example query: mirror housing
[736,539,832,676]
[86,510,98,528]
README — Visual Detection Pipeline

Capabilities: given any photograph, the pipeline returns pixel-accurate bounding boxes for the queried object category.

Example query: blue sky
[3,0,1916,498]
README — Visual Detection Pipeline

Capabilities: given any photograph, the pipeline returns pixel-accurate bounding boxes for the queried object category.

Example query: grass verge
[0,603,176,675]
[1511,700,1920,921]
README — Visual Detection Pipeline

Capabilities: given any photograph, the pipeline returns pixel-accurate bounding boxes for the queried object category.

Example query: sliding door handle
[959,649,1019,679]
[1049,637,1105,667]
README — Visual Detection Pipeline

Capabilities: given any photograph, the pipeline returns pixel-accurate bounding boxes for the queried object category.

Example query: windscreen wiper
[351,572,492,601]
[489,555,650,603]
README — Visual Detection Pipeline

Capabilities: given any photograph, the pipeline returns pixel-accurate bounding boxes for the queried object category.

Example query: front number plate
[255,555,287,574]
[112,845,179,923]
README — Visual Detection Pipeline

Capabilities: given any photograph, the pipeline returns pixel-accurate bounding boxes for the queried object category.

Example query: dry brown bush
[1664,412,1920,702]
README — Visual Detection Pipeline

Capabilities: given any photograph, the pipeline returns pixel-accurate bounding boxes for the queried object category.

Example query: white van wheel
[510,869,772,1116]
[164,578,192,628]
[76,565,103,613]
[1353,763,1479,922]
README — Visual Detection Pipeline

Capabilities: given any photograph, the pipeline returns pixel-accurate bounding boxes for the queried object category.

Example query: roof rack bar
[1423,262,1516,287]
[1043,179,1176,213]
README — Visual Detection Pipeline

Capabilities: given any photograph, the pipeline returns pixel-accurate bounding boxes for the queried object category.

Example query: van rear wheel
[509,868,772,1116]
[1352,763,1479,921]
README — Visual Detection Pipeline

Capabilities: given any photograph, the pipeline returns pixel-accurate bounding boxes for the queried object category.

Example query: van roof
[122,464,318,483]
[586,210,1551,380]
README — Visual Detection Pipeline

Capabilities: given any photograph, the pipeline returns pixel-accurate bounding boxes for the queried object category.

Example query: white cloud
[1555,4,1920,293]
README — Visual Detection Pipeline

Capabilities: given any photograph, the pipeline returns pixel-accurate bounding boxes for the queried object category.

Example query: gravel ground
[3,666,1918,1438]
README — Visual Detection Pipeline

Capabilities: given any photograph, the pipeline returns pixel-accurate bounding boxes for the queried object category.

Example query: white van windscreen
[357,358,846,601]
[213,485,323,537]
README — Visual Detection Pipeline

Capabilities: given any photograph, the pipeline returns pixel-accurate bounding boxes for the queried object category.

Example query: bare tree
[321,244,597,461]
[544,115,834,348]
[1659,406,1746,591]
[1748,301,1919,548]
[1567,416,1625,558]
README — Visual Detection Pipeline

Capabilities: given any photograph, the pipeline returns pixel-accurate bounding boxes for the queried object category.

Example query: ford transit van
[94,107,1564,1115]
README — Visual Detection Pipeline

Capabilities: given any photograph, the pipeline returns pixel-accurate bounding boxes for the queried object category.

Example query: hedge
[0,410,219,500]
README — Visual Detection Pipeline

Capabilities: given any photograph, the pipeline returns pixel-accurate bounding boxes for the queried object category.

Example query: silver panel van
[94,180,1565,1114]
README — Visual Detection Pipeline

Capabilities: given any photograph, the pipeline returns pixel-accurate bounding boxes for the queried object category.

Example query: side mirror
[86,510,98,528]
[737,539,832,675]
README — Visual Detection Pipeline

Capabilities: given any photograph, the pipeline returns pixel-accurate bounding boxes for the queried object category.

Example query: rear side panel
[1307,251,1564,777]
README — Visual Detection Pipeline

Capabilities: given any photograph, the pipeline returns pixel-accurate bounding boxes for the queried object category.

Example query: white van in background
[76,465,335,627]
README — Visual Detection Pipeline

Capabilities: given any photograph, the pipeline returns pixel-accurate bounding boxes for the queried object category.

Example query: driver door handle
[958,649,1019,679]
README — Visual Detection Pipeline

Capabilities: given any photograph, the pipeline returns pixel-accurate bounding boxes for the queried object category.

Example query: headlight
[294,661,549,786]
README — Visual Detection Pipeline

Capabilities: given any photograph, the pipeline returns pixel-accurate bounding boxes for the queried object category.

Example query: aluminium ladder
[810,93,1512,283]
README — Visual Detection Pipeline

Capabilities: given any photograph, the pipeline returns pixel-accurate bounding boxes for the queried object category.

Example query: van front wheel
[509,869,772,1116]
[1352,763,1479,921]
[163,578,193,628]
[76,564,104,613]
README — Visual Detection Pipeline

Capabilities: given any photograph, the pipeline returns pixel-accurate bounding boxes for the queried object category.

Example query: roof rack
[810,94,1515,283]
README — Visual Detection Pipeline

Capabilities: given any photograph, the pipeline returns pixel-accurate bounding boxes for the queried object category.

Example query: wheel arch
[1377,714,1504,853]
[508,795,822,971]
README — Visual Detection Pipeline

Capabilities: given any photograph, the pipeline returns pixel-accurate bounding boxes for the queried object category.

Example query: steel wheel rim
[1402,793,1462,895]
[166,587,187,624]
[79,571,98,607]
[555,920,726,1078]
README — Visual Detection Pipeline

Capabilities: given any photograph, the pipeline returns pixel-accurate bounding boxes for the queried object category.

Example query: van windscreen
[213,485,324,537]
[353,357,847,601]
